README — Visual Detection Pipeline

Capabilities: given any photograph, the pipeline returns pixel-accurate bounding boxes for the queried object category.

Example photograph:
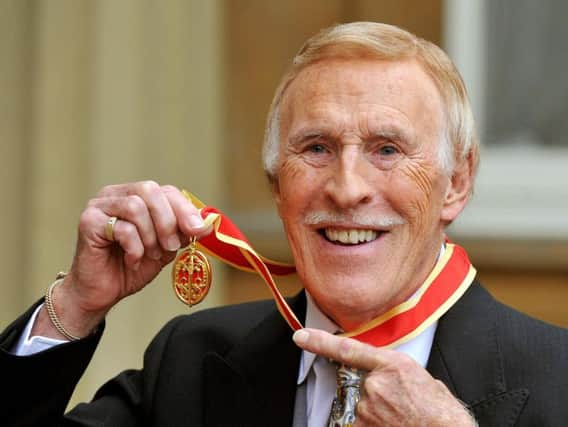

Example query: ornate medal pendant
[172,237,212,306]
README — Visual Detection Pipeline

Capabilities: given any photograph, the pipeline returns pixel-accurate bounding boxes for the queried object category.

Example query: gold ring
[105,216,118,241]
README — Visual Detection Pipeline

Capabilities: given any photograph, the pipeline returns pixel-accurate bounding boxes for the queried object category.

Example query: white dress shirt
[297,292,437,427]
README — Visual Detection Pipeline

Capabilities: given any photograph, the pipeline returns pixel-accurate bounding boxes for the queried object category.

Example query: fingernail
[293,329,309,345]
[188,214,204,229]
[167,235,181,251]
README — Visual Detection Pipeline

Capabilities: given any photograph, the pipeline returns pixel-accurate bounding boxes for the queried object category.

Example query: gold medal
[172,237,212,306]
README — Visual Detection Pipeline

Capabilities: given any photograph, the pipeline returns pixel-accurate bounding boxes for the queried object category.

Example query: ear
[441,154,474,223]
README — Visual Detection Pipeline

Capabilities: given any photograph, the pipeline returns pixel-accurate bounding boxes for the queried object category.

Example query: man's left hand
[293,328,477,426]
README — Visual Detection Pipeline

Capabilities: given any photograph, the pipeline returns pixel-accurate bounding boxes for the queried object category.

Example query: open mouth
[319,228,382,245]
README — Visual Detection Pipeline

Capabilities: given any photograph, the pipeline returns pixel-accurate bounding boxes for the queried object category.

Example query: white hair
[262,22,479,184]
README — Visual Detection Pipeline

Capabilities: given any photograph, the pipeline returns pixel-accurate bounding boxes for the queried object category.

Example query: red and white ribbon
[185,191,476,348]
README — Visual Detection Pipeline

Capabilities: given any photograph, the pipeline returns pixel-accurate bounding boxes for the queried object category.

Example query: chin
[304,272,393,327]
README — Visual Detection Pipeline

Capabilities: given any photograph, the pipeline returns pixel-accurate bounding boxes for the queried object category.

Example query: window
[444,0,568,239]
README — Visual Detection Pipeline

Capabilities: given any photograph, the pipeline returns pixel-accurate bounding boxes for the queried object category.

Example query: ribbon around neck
[183,191,476,348]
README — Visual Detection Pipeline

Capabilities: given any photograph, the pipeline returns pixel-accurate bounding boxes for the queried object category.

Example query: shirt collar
[297,291,339,384]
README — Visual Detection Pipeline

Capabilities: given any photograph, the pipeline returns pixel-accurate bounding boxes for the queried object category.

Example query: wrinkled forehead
[279,58,445,143]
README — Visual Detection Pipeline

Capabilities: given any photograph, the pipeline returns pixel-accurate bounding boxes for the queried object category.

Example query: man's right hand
[31,181,211,340]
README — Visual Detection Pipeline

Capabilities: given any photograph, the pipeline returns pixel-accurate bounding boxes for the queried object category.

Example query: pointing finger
[293,328,389,371]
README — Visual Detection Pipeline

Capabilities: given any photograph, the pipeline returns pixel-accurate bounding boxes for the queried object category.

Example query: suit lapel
[203,293,306,427]
[427,282,528,425]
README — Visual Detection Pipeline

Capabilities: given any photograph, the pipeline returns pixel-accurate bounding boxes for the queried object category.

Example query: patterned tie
[328,364,362,427]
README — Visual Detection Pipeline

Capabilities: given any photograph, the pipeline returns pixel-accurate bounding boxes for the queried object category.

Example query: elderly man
[2,22,567,426]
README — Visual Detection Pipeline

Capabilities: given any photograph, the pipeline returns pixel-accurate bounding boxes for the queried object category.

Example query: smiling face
[273,58,471,330]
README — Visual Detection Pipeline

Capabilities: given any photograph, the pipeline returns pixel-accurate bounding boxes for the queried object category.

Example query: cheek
[391,161,441,226]
[275,158,316,221]
[278,157,322,201]
[279,158,305,189]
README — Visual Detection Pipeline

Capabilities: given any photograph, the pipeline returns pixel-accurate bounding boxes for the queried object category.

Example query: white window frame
[444,0,568,240]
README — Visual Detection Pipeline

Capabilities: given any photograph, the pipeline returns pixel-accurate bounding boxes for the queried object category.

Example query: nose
[323,145,374,209]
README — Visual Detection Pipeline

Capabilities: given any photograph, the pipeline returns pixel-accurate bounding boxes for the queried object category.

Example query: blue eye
[308,144,327,153]
[379,145,398,155]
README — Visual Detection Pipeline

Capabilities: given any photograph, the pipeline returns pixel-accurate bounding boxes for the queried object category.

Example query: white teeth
[324,228,379,244]
[348,230,358,244]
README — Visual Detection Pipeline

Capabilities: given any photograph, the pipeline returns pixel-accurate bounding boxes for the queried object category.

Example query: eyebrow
[287,126,334,146]
[368,126,416,148]
[286,122,416,148]
[370,129,403,140]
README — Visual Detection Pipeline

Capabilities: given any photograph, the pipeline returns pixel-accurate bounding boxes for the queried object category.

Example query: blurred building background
[1,0,566,408]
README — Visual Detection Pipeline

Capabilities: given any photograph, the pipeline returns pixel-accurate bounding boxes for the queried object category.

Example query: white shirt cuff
[11,304,68,356]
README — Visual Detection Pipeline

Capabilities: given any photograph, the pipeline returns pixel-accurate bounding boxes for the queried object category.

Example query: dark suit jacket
[2,281,568,426]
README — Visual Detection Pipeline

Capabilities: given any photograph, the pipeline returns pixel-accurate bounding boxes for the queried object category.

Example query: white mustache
[303,211,406,228]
